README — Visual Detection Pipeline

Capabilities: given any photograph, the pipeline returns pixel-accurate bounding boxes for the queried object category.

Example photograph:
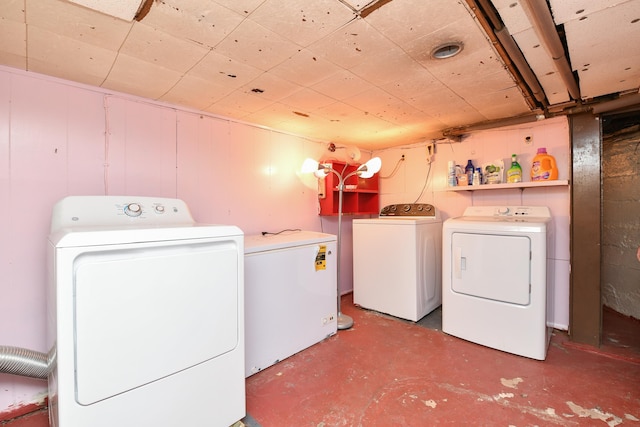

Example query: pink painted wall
[0,66,357,415]
[0,65,571,415]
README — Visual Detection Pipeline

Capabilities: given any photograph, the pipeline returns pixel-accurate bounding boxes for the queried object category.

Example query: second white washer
[353,203,442,321]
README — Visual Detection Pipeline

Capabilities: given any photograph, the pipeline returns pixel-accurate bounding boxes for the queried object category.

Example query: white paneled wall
[374,116,571,330]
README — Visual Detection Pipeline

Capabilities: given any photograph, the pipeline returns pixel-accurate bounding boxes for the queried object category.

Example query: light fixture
[431,42,464,59]
[302,156,382,330]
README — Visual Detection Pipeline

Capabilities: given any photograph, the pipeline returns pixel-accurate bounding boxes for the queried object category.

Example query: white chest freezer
[244,231,337,377]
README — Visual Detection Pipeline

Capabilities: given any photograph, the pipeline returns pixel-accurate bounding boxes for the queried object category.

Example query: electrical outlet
[426,143,435,163]
[321,314,335,325]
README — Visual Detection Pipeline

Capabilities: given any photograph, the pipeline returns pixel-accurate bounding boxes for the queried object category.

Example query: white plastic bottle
[447,161,457,187]
[472,168,481,186]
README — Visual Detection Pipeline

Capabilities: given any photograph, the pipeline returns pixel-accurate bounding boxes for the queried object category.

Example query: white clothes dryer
[442,206,553,360]
[47,196,245,427]
[353,203,442,322]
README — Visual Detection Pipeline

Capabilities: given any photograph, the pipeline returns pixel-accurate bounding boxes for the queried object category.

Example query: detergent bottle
[506,154,522,183]
[531,147,558,181]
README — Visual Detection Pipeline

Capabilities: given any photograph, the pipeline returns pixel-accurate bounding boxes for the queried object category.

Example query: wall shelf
[444,180,570,192]
[318,161,380,216]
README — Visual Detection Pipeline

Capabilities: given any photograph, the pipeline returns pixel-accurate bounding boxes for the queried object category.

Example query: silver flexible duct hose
[0,346,50,380]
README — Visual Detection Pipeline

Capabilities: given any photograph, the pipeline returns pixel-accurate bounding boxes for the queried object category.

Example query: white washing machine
[353,203,442,322]
[442,206,552,360]
[47,196,245,427]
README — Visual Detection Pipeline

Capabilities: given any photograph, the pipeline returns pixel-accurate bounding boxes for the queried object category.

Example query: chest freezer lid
[245,231,336,253]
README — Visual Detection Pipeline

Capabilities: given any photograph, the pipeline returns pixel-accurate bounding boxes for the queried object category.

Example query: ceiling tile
[27,0,132,51]
[576,61,640,100]
[563,0,640,98]
[142,0,245,49]
[279,88,336,111]
[160,75,233,110]
[269,48,342,87]
[314,100,369,123]
[492,0,534,35]
[27,26,116,86]
[212,0,265,16]
[119,23,209,73]
[366,0,471,46]
[309,18,397,69]
[405,16,494,65]
[236,73,303,102]
[248,0,355,47]
[349,45,421,86]
[243,102,304,128]
[214,18,302,71]
[466,86,532,119]
[2,0,633,150]
[381,67,441,99]
[2,0,25,21]
[210,90,275,115]
[311,69,374,100]
[339,0,376,10]
[548,0,626,24]
[102,54,182,99]
[188,50,263,88]
[342,87,404,116]
[0,19,26,68]
[423,48,512,96]
[66,0,143,21]
[512,28,570,105]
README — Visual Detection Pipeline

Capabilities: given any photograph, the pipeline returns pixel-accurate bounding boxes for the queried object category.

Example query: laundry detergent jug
[531,148,558,181]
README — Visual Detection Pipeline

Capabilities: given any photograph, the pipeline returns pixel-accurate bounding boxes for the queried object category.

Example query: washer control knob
[154,205,165,214]
[497,207,510,215]
[403,204,411,212]
[124,203,142,217]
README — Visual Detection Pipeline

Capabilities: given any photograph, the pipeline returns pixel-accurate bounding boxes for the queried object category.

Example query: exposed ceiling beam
[519,0,581,100]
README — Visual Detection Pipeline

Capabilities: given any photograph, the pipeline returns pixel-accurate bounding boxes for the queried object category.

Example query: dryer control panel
[380,203,436,217]
[462,205,551,218]
[50,196,194,233]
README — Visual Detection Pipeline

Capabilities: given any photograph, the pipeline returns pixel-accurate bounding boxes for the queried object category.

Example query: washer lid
[244,231,336,253]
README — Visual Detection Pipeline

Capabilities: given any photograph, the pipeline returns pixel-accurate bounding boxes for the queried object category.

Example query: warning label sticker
[315,245,327,271]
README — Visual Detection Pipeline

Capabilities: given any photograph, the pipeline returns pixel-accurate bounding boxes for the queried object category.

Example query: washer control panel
[380,203,436,217]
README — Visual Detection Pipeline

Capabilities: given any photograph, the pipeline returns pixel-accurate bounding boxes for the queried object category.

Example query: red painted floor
[244,295,640,426]
[3,295,639,426]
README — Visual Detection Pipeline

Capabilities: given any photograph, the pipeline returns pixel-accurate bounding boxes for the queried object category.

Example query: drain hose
[0,346,51,380]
